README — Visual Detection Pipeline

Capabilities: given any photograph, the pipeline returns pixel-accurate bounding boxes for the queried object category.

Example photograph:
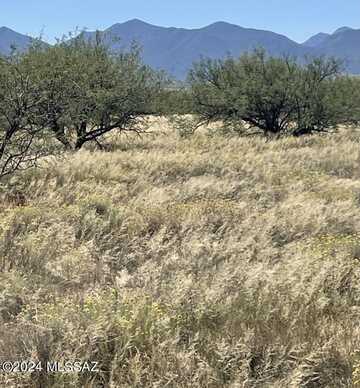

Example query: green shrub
[188,49,346,137]
[21,36,165,150]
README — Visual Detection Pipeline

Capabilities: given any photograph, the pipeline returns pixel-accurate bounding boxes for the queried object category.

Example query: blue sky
[1,0,360,43]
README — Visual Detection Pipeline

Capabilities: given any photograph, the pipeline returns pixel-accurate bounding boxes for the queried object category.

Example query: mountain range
[1,20,360,79]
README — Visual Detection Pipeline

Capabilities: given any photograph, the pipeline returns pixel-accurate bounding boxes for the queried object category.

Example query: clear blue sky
[1,0,360,43]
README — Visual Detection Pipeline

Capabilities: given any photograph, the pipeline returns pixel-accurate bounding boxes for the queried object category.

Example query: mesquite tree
[188,50,345,137]
[0,52,52,179]
[22,35,165,150]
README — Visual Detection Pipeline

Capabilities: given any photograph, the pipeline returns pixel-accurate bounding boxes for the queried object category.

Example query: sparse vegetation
[0,117,359,387]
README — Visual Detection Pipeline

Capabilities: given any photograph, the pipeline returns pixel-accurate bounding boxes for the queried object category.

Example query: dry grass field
[0,117,359,387]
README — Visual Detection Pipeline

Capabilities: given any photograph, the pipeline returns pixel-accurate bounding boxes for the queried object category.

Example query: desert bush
[20,34,165,150]
[1,31,166,180]
[156,86,194,115]
[0,47,55,179]
[188,49,346,137]
[335,76,360,125]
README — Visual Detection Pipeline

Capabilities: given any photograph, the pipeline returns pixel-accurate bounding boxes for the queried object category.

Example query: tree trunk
[74,121,87,150]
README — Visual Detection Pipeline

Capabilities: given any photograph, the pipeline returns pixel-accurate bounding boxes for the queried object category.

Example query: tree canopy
[188,50,348,137]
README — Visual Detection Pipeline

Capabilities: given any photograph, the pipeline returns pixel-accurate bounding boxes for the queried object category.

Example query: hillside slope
[316,27,360,73]
[0,26,34,55]
[303,32,330,47]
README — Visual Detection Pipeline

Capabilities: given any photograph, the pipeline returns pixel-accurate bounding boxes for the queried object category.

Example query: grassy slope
[0,118,359,387]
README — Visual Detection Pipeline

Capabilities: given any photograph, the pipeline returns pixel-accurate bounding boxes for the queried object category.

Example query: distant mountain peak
[333,26,353,35]
[107,19,159,33]
[125,18,148,25]
[207,21,233,27]
[112,19,154,28]
[303,32,330,47]
[0,26,17,33]
[205,21,243,31]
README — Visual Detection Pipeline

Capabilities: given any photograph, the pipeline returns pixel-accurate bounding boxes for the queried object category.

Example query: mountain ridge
[0,20,359,79]
[0,26,34,54]
[83,20,313,78]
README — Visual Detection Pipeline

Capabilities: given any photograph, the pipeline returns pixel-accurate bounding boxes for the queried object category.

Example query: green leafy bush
[188,49,347,137]
[21,35,165,150]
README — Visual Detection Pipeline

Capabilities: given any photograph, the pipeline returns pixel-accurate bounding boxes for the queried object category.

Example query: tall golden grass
[0,117,359,387]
